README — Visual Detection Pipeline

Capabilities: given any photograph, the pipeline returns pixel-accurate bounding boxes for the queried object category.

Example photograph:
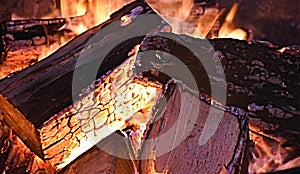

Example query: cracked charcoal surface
[40,55,163,169]
[139,33,299,125]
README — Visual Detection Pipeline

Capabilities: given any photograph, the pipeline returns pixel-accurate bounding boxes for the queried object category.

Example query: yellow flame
[218,3,247,40]
[19,0,134,60]
[147,0,193,21]
[9,1,247,66]
[193,8,225,38]
[146,0,194,34]
[60,0,87,18]
[147,1,247,40]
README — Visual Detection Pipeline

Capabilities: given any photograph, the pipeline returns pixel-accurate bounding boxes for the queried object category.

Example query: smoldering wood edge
[139,84,247,173]
[0,94,43,158]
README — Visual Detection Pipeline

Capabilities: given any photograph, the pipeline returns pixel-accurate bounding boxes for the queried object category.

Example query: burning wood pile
[0,0,299,173]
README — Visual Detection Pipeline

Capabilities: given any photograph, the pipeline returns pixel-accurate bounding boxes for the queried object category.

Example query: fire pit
[0,0,299,173]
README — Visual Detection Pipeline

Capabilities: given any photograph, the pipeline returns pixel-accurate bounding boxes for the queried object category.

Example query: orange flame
[218,3,247,40]
[147,1,247,40]
[146,0,194,35]
[8,1,300,173]
[9,1,248,61]
[248,129,300,173]
[10,0,135,61]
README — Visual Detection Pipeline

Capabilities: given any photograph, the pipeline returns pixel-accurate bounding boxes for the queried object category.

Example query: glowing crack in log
[40,52,163,170]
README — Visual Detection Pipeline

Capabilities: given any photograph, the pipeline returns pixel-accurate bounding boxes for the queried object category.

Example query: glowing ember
[278,47,287,53]
[40,47,163,169]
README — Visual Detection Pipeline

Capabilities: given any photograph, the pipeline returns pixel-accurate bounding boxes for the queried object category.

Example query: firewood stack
[0,0,299,173]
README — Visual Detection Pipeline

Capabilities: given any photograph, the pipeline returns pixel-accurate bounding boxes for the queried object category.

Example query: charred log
[137,33,300,142]
[38,55,162,170]
[0,1,298,173]
[1,18,66,42]
[0,94,43,158]
[136,33,299,173]
[138,33,299,121]
[0,0,167,127]
[0,0,167,171]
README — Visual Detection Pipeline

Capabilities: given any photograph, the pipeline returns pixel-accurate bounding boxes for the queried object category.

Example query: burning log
[0,18,71,76]
[0,0,167,172]
[39,54,163,169]
[138,33,299,119]
[136,33,300,173]
[0,1,299,173]
[1,18,66,42]
[0,0,166,150]
[138,33,299,143]
[0,0,166,127]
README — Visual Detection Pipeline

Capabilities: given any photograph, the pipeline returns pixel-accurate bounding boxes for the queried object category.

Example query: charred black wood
[0,0,167,127]
[227,116,249,173]
[137,33,300,173]
[0,18,67,64]
[0,18,68,52]
[0,28,5,64]
[2,18,66,40]
[138,33,299,124]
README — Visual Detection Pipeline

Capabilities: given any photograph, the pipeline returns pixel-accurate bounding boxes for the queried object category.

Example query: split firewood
[0,1,299,173]
[0,0,167,127]
[39,53,163,169]
[139,83,248,173]
[137,33,299,173]
[0,1,167,165]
